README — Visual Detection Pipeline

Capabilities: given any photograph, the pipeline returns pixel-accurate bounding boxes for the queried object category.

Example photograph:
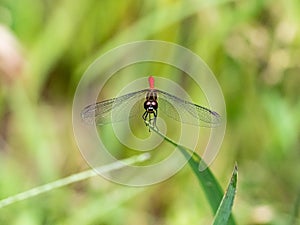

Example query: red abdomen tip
[148,76,155,89]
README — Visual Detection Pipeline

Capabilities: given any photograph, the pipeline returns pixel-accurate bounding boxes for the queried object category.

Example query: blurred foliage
[0,0,300,224]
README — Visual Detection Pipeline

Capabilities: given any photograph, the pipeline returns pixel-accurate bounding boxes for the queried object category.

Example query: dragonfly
[81,76,222,129]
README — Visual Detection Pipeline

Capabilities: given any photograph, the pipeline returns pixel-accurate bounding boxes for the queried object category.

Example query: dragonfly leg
[149,109,158,131]
[148,113,153,132]
[154,109,158,130]
[143,110,158,131]
[142,111,149,125]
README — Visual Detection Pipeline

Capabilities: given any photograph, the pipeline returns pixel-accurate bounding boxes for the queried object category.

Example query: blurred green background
[1,0,300,224]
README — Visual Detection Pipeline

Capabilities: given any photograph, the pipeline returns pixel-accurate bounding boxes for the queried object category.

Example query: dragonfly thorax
[144,90,158,112]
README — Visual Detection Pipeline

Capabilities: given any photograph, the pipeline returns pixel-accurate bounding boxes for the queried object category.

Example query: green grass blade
[213,163,238,225]
[147,123,236,225]
[0,153,150,209]
[289,188,300,225]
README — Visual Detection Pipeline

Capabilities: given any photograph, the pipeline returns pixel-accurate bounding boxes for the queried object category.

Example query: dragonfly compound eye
[151,101,158,110]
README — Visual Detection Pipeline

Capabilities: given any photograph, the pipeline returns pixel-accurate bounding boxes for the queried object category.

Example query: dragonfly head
[144,99,158,112]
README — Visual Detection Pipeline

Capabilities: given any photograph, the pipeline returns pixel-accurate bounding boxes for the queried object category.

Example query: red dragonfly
[81,76,221,128]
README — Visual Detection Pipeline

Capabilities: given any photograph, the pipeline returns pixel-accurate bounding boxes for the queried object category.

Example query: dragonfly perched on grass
[81,76,222,129]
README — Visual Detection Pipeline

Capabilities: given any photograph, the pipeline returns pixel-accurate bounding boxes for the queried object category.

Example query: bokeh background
[1,0,300,224]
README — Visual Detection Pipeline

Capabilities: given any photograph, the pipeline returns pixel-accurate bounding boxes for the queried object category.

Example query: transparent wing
[81,89,148,125]
[157,90,222,127]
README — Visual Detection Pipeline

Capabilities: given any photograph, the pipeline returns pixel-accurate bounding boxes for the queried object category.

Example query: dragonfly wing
[81,89,147,125]
[157,90,222,127]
